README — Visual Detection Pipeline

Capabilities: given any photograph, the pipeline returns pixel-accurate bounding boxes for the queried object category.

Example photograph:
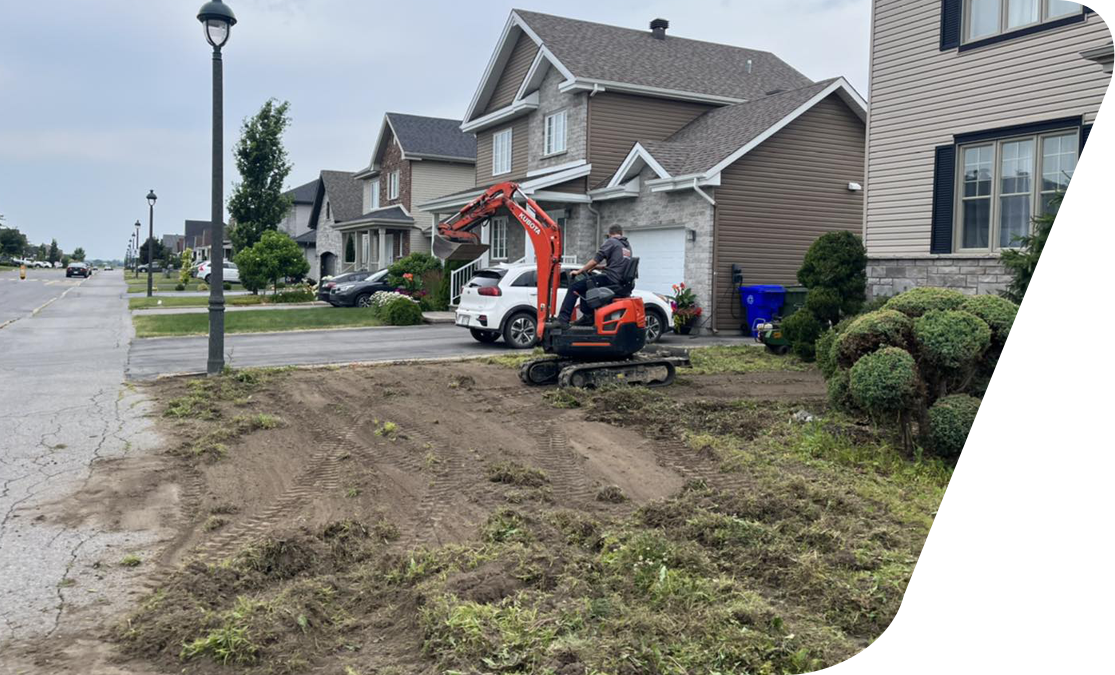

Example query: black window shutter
[930,145,957,254]
[1081,124,1092,155]
[940,0,962,50]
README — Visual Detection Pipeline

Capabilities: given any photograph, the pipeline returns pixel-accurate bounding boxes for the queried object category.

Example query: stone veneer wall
[527,68,588,172]
[867,256,1010,299]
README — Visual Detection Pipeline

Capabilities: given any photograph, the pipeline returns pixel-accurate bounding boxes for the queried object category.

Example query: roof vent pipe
[746,59,753,74]
[650,18,669,39]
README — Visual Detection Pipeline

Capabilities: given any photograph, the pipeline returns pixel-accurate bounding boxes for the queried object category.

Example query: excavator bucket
[433,233,490,262]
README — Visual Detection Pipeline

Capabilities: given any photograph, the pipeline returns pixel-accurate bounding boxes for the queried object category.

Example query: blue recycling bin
[739,284,786,336]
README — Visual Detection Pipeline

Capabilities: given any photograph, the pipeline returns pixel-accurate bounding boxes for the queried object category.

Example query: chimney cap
[650,18,669,31]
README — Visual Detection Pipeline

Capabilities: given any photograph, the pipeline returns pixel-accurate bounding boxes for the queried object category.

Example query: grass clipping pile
[118,349,950,675]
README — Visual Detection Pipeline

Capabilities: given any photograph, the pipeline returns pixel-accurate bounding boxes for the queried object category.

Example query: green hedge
[883,287,966,318]
[834,310,913,368]
[781,309,824,361]
[380,297,424,326]
[958,294,1017,343]
[926,394,981,456]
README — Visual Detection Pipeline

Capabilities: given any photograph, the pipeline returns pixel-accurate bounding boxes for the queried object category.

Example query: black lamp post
[146,190,157,297]
[198,0,236,376]
[134,220,141,278]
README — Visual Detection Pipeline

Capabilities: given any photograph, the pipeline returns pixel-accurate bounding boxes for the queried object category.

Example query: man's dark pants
[558,276,623,323]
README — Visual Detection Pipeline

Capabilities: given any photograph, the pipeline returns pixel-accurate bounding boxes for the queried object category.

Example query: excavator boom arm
[434,182,563,336]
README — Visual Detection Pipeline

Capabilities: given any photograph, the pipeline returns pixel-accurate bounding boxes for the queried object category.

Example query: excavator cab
[435,182,681,387]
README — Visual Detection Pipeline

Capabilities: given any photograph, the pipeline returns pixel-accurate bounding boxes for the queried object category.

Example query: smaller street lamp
[134,220,141,278]
[146,190,157,297]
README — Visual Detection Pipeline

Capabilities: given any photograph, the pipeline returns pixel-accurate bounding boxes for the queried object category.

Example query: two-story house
[864,1,1111,298]
[307,170,364,281]
[419,10,868,333]
[280,179,319,277]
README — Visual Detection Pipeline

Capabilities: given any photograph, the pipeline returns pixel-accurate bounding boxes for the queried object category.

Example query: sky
[0,0,871,260]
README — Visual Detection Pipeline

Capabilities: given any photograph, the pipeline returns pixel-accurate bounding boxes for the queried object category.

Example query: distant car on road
[455,262,673,348]
[66,262,90,278]
[196,260,238,284]
[104,265,114,271]
[328,269,394,307]
[317,270,371,302]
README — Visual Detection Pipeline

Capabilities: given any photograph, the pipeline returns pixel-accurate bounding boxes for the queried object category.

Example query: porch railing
[450,257,484,306]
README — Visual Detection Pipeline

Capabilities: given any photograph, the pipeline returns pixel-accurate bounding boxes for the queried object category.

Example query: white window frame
[388,171,400,201]
[954,128,1077,253]
[371,179,380,210]
[490,217,508,260]
[492,128,513,176]
[543,110,567,157]
[963,0,1084,43]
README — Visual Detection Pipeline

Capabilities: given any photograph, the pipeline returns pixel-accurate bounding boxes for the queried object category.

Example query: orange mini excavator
[434,182,682,387]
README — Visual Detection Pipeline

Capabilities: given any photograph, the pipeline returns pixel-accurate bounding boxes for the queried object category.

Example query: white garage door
[623,228,685,296]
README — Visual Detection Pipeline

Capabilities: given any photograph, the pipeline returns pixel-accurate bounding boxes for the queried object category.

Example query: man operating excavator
[557,225,633,328]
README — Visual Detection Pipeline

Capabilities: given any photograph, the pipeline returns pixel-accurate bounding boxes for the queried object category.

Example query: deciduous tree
[228,99,294,252]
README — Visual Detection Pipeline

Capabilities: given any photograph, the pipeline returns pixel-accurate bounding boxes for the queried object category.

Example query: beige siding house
[420,10,868,334]
[865,0,1111,297]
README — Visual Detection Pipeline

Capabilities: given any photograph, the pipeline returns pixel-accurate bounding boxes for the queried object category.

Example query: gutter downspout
[696,177,718,335]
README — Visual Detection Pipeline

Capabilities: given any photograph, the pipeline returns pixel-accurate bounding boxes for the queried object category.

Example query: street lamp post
[146,190,157,297]
[198,0,236,376]
[134,221,141,278]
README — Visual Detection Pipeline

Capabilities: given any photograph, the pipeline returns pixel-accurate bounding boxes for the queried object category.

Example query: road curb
[136,353,497,382]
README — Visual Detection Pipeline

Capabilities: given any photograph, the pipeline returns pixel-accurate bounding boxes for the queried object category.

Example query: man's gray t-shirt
[593,236,632,285]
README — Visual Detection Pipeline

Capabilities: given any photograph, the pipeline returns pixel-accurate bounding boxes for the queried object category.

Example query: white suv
[456,263,673,348]
[196,261,239,284]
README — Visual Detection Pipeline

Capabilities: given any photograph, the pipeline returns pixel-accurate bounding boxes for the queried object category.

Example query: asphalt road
[0,270,161,647]
[0,268,84,328]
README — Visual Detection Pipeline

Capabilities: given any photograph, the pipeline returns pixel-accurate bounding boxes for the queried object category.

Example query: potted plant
[670,283,703,335]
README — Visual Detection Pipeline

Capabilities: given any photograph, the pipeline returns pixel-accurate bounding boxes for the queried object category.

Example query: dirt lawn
[5,350,950,674]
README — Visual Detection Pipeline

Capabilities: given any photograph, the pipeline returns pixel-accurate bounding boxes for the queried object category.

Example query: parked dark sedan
[66,262,90,278]
[317,270,370,302]
[329,269,394,307]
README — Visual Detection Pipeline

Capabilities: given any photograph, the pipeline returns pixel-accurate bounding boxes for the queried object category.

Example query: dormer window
[544,110,567,156]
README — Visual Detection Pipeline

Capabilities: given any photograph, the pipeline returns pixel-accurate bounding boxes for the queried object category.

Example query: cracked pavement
[0,270,163,658]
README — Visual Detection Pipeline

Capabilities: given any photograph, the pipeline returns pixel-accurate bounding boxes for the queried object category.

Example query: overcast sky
[0,0,870,260]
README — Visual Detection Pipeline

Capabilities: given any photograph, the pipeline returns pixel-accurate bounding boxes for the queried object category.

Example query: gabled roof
[293,229,317,245]
[336,205,415,227]
[309,170,364,229]
[603,78,866,189]
[284,179,319,205]
[465,10,812,125]
[358,113,477,177]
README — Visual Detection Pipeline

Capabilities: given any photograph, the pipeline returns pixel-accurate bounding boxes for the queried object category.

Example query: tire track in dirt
[405,425,473,548]
[648,439,755,494]
[531,424,599,506]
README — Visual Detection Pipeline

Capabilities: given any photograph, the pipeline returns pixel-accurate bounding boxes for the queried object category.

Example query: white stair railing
[450,257,483,306]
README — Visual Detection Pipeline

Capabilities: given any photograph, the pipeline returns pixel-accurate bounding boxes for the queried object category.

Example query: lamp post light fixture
[146,190,157,298]
[134,220,141,278]
[198,0,236,376]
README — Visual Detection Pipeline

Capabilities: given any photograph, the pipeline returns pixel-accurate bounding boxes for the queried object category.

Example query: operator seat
[584,256,639,309]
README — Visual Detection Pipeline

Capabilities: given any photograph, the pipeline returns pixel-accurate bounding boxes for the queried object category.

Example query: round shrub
[834,309,913,368]
[913,310,991,372]
[175,282,186,291]
[958,294,1017,343]
[815,328,840,379]
[223,281,232,291]
[826,367,855,412]
[926,394,981,456]
[797,231,868,315]
[883,287,966,318]
[781,309,824,361]
[387,252,442,289]
[381,297,424,326]
[849,347,918,414]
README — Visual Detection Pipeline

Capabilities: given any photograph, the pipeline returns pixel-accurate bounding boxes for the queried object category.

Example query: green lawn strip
[133,307,382,337]
[129,295,266,310]
[126,279,244,294]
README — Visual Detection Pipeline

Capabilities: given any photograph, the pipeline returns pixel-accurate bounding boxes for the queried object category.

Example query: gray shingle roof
[637,79,843,176]
[387,113,476,161]
[284,179,319,204]
[514,10,812,102]
[293,229,317,245]
[337,205,415,226]
[319,170,364,223]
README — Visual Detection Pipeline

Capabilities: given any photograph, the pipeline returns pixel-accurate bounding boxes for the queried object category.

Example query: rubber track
[531,424,598,506]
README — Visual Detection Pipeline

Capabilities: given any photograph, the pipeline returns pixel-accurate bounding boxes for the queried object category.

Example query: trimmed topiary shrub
[826,367,854,412]
[803,287,842,325]
[797,231,868,316]
[387,252,442,289]
[913,310,991,373]
[958,294,1017,344]
[883,287,966,318]
[849,347,919,415]
[834,310,913,368]
[175,282,186,291]
[815,328,840,380]
[926,394,981,457]
[381,296,424,326]
[781,309,824,361]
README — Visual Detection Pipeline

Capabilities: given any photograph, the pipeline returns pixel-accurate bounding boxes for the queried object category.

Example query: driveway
[0,270,166,668]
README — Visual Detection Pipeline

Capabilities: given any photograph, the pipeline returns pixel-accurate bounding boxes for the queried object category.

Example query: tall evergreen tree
[48,239,60,264]
[71,247,86,262]
[228,99,294,253]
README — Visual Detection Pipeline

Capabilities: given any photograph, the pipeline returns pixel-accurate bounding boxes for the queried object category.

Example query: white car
[456,263,673,348]
[196,260,239,284]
